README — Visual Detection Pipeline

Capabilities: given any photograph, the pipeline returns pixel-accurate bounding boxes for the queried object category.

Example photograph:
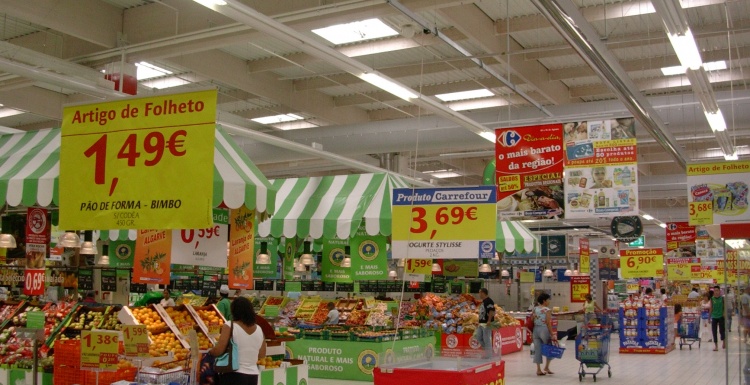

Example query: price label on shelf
[620,248,664,279]
[81,330,120,370]
[391,187,496,259]
[59,90,217,230]
[23,269,45,296]
[122,325,149,357]
[688,201,713,226]
[404,259,432,275]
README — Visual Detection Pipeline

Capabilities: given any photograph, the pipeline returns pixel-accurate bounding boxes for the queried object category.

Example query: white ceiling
[0,0,749,247]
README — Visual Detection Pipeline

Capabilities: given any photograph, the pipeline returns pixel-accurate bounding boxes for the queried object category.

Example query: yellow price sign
[667,263,701,281]
[59,90,217,230]
[570,276,590,302]
[520,272,535,283]
[620,248,664,278]
[497,175,521,192]
[404,259,432,275]
[122,325,149,357]
[391,187,496,260]
[626,283,639,293]
[81,330,120,370]
[688,201,713,226]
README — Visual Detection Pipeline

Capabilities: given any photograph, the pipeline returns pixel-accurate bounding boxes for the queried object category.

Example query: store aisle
[308,332,746,385]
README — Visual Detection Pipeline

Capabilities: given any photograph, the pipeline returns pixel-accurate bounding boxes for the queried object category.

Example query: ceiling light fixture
[543,268,554,277]
[341,246,352,268]
[501,269,510,277]
[661,60,727,76]
[435,89,494,102]
[479,131,496,143]
[388,269,398,278]
[724,153,738,161]
[432,263,442,272]
[359,73,417,101]
[58,232,81,248]
[564,269,573,276]
[667,30,703,70]
[135,61,173,80]
[428,171,461,179]
[705,109,727,132]
[256,242,271,264]
[313,18,399,45]
[80,241,98,255]
[479,263,492,273]
[252,113,304,125]
[642,214,654,220]
[658,223,667,229]
[299,241,314,266]
[0,234,16,248]
[141,76,191,89]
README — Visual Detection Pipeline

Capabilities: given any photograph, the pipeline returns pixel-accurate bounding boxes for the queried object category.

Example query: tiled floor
[309,330,748,385]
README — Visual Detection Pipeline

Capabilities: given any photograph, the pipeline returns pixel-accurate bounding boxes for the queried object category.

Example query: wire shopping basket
[136,359,191,385]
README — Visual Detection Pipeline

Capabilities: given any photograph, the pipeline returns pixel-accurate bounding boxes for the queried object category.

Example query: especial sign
[391,186,496,259]
[59,90,217,230]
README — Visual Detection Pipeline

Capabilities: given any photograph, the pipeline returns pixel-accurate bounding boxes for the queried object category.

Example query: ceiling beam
[438,4,571,105]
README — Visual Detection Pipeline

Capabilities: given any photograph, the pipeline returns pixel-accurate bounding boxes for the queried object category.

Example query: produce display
[9,305,43,327]
[148,330,189,359]
[418,293,519,334]
[275,299,300,327]
[0,302,23,320]
[195,306,225,335]
[366,302,391,327]
[165,306,198,333]
[67,308,104,330]
[97,310,122,330]
[344,309,369,326]
[257,356,283,368]
[43,302,76,341]
[295,299,321,321]
[132,306,169,333]
[310,301,333,325]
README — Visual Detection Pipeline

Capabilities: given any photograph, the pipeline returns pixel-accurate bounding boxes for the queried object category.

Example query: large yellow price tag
[570,276,590,302]
[620,248,664,278]
[122,325,149,357]
[626,283,639,293]
[520,272,535,283]
[60,90,217,230]
[404,259,432,275]
[688,201,713,226]
[497,175,521,192]
[81,330,120,370]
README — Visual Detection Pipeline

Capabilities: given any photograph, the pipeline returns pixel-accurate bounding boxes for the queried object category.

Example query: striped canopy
[0,127,275,240]
[496,220,540,254]
[258,173,410,240]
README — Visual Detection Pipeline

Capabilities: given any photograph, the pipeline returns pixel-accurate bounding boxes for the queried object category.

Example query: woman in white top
[160,288,175,307]
[209,296,267,385]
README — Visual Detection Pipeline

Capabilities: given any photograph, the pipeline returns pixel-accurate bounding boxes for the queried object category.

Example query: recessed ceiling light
[141,76,190,89]
[705,109,727,132]
[479,131,496,142]
[312,18,399,45]
[428,171,461,179]
[0,108,24,118]
[435,89,494,102]
[135,62,173,80]
[252,114,304,125]
[661,60,727,76]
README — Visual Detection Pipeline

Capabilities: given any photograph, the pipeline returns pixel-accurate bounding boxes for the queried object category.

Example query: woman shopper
[710,285,726,351]
[532,293,555,376]
[581,293,602,328]
[209,296,267,385]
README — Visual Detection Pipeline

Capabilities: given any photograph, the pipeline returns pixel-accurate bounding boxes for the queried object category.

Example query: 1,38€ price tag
[688,201,713,226]
[122,325,149,357]
[81,330,120,370]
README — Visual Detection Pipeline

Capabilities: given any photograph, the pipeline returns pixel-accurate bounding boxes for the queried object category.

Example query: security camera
[423,28,431,35]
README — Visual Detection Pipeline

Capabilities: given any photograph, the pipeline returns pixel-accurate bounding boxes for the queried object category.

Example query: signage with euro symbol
[620,248,664,279]
[391,186,496,259]
[59,90,217,230]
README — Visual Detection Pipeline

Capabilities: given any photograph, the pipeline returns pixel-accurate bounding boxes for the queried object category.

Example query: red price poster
[494,124,564,219]
[25,208,49,259]
[133,229,172,284]
[171,209,229,267]
[665,222,696,252]
[579,238,590,274]
[59,90,217,231]
[23,268,45,296]
[563,119,638,219]
[228,205,255,289]
[570,276,591,302]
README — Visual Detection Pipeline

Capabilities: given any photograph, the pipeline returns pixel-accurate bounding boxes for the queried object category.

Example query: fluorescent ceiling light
[135,61,173,80]
[642,214,654,220]
[658,223,667,228]
[661,60,727,76]
[435,89,494,102]
[479,131,496,142]
[141,76,190,89]
[0,108,25,118]
[667,30,702,70]
[194,0,226,7]
[724,153,738,161]
[252,113,304,125]
[359,73,416,100]
[312,18,398,45]
[274,121,318,131]
[705,109,727,132]
[428,171,461,179]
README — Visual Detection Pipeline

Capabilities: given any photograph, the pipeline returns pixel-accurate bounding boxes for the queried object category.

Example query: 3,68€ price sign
[59,90,217,231]
[81,330,120,370]
[391,187,496,260]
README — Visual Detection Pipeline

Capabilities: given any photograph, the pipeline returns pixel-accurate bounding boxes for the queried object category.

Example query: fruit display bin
[259,296,289,316]
[190,304,226,339]
[294,298,322,321]
[54,305,109,344]
[119,305,190,351]
[0,301,27,329]
[163,304,214,350]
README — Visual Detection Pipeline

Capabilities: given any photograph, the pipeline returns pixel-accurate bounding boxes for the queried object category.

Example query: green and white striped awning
[496,221,540,254]
[258,173,410,240]
[0,127,275,241]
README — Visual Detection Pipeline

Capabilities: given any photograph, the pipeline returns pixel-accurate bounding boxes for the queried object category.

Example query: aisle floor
[309,330,747,385]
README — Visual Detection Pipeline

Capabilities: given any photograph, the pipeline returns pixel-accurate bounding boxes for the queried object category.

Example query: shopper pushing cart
[575,312,612,382]
[678,303,702,350]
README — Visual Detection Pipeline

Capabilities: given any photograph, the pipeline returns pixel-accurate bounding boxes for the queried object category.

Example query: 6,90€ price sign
[81,330,120,370]
[620,248,664,279]
[59,90,217,231]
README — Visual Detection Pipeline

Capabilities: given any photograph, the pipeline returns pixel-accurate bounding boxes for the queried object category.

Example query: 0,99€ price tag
[620,248,664,279]
[688,201,713,226]
[122,325,149,357]
[81,330,120,370]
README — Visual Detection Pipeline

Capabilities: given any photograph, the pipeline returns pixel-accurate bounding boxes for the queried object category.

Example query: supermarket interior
[0,0,749,384]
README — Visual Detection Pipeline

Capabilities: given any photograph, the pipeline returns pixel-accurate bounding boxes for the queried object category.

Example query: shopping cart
[575,313,612,382]
[135,359,191,385]
[678,312,701,350]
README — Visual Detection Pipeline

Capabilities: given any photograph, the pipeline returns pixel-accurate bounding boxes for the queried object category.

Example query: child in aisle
[701,291,713,342]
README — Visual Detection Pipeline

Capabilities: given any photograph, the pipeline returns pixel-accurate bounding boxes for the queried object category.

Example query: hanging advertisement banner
[59,90,217,230]
[321,238,352,282]
[228,206,255,289]
[133,229,172,284]
[666,222,696,253]
[171,209,229,267]
[281,237,297,280]
[25,208,49,262]
[686,161,750,225]
[579,238,590,274]
[620,248,664,279]
[570,276,591,302]
[494,124,565,219]
[253,236,279,279]
[666,257,702,281]
[563,118,638,218]
[351,224,388,280]
[696,236,724,264]
[108,240,135,268]
[541,235,566,257]
[391,186,496,259]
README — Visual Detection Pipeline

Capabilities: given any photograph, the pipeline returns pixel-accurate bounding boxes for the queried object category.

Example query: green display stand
[259,363,309,385]
[286,337,434,382]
